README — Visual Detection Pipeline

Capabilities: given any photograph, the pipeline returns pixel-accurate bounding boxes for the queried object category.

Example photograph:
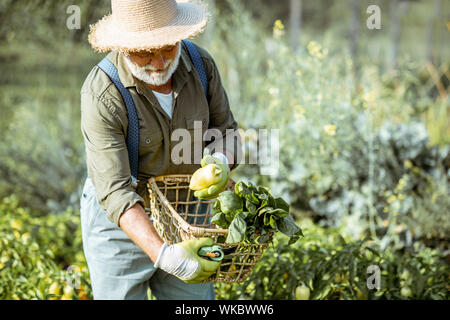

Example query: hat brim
[89,2,208,53]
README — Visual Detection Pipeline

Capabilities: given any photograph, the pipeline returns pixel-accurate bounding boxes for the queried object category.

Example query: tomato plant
[1,196,448,301]
[215,218,449,300]
[0,196,92,300]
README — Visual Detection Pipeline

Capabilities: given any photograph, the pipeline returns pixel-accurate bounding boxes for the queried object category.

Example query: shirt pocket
[139,129,163,157]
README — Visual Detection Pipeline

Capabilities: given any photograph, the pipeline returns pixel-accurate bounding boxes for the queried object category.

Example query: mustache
[142,59,173,71]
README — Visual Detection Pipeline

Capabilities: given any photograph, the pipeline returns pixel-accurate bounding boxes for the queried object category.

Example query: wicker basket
[147,174,268,283]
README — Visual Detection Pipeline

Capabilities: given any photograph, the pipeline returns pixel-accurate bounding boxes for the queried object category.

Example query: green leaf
[235,181,249,197]
[277,214,303,245]
[240,211,250,219]
[35,289,44,300]
[259,198,269,210]
[250,192,260,205]
[225,212,247,244]
[216,235,226,244]
[245,200,257,215]
[257,193,269,201]
[269,215,278,229]
[257,230,272,244]
[245,225,257,242]
[217,191,243,216]
[267,208,289,218]
[258,207,273,217]
[211,212,229,229]
[257,186,272,196]
[212,200,221,214]
[263,212,270,226]
[274,197,290,212]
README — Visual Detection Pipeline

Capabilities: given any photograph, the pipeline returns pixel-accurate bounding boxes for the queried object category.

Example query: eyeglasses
[126,44,178,58]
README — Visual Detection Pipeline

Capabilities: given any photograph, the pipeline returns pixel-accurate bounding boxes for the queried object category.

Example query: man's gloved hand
[189,153,230,200]
[154,237,221,283]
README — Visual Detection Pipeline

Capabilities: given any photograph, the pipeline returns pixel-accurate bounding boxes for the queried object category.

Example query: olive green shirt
[80,42,241,226]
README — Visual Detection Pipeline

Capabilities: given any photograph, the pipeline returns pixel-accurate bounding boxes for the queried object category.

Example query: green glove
[179,238,221,283]
[154,237,221,283]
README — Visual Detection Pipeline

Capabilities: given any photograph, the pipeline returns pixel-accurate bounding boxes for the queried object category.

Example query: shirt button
[145,138,151,144]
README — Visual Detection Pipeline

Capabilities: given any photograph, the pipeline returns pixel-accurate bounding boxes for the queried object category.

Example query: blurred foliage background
[0,0,448,299]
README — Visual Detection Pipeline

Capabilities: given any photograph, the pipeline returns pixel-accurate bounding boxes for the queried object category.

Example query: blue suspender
[182,40,209,101]
[96,40,209,184]
[97,58,140,185]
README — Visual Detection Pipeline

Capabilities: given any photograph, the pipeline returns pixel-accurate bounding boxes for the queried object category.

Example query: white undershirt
[152,90,173,119]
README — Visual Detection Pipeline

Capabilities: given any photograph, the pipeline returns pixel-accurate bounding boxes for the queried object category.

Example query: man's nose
[150,53,166,70]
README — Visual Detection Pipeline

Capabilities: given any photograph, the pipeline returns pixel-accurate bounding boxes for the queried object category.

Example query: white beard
[123,44,181,86]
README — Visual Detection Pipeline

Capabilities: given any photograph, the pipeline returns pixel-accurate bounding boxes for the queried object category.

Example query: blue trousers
[79,177,215,300]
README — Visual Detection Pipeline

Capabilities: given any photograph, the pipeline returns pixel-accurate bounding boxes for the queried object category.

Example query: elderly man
[80,0,241,300]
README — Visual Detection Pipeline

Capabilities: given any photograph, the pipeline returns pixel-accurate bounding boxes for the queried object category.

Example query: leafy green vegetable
[215,191,243,222]
[212,181,303,245]
[211,212,229,229]
[225,211,248,243]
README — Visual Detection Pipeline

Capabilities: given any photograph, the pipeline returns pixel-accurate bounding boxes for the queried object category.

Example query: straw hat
[88,0,209,53]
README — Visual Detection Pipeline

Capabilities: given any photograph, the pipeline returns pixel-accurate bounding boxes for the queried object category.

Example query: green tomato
[322,273,331,281]
[401,287,412,298]
[295,285,310,300]
[400,270,410,280]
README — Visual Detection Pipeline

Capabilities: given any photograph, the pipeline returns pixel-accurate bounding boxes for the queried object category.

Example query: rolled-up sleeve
[202,51,243,170]
[81,89,144,225]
